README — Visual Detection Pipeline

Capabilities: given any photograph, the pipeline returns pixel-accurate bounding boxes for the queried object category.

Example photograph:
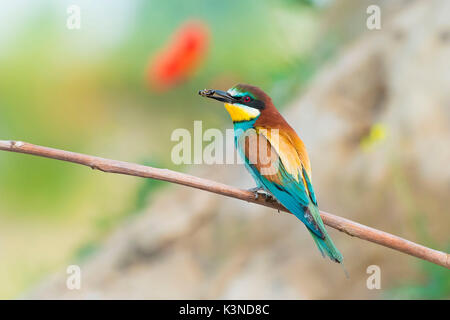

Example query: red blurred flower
[147,20,210,92]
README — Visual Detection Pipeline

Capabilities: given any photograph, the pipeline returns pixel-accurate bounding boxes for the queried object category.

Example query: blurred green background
[0,0,448,299]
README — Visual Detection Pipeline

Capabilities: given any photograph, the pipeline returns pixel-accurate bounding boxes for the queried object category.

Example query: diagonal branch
[0,140,448,269]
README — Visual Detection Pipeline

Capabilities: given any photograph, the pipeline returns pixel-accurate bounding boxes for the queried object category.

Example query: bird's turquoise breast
[233,119,256,133]
[232,120,265,188]
[232,119,257,148]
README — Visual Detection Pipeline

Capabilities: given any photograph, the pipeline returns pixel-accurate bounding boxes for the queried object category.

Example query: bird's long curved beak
[198,89,236,103]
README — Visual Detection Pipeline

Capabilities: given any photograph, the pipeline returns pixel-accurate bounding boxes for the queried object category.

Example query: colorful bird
[199,84,344,264]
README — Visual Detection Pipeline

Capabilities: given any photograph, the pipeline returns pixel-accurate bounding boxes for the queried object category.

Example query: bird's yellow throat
[224,103,260,122]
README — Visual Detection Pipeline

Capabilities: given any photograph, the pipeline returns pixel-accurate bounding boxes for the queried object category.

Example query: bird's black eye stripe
[233,95,265,110]
[250,100,265,110]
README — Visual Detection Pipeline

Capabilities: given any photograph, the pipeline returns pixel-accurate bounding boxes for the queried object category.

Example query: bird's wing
[238,128,323,238]
[257,127,317,206]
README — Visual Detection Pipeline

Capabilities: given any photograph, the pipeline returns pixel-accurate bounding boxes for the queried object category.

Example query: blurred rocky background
[0,0,448,299]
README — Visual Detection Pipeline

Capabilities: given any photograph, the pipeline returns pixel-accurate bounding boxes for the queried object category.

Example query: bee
[198,89,215,97]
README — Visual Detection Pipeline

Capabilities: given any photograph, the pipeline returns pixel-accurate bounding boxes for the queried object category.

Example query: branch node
[10,140,24,148]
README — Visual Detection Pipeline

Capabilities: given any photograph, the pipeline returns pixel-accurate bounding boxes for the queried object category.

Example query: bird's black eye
[243,96,252,103]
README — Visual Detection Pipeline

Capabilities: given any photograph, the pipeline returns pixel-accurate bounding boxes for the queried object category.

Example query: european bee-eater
[199,84,343,264]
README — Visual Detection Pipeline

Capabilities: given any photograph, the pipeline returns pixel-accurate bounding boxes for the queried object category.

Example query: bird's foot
[248,186,263,194]
[248,187,277,204]
[248,187,264,200]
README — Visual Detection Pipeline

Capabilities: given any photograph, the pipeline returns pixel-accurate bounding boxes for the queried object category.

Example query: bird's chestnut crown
[226,84,266,110]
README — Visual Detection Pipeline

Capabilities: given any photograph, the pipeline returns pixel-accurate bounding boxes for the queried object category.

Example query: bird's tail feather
[308,229,343,264]
[306,206,349,277]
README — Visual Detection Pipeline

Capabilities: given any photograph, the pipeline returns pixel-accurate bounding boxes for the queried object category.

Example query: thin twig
[0,140,448,269]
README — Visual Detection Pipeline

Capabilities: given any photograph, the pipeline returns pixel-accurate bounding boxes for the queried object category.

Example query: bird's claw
[248,187,263,200]
[248,187,276,203]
